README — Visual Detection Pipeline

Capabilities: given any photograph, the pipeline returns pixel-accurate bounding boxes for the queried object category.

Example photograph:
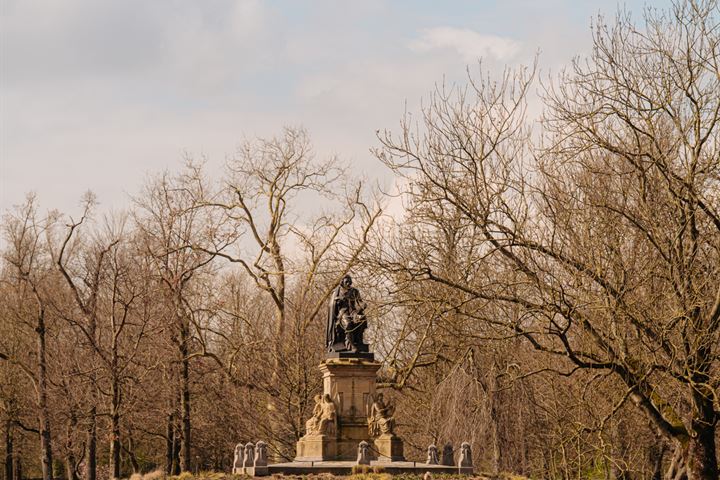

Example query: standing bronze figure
[326,275,369,353]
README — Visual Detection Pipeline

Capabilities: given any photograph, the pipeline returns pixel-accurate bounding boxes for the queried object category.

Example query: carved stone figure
[254,441,268,467]
[304,394,323,435]
[233,443,244,473]
[426,444,439,465]
[243,443,255,469]
[356,441,371,465]
[368,392,396,436]
[326,275,368,353]
[318,393,337,436]
[458,442,473,468]
[441,443,454,466]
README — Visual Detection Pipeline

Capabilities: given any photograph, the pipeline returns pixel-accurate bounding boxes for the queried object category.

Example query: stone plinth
[297,356,402,461]
[294,434,336,461]
[374,434,404,462]
[322,357,379,419]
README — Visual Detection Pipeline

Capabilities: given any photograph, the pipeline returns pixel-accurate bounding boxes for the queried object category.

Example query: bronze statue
[326,275,368,353]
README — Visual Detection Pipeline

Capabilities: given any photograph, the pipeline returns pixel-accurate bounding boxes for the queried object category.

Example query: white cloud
[410,27,521,63]
[2,0,615,220]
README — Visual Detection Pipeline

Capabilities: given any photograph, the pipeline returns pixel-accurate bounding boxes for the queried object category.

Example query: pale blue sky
[1,0,673,217]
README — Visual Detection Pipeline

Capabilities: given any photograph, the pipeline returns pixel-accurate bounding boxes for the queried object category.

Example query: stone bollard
[441,443,454,466]
[458,442,473,474]
[356,441,371,465]
[243,442,255,471]
[426,444,439,465]
[232,443,244,474]
[251,440,269,477]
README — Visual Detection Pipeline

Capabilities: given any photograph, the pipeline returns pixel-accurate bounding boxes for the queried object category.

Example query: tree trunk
[179,320,191,473]
[686,422,717,480]
[86,406,96,480]
[5,420,13,480]
[165,412,174,475]
[612,420,630,480]
[649,442,666,480]
[110,378,121,480]
[685,344,718,480]
[86,307,98,480]
[109,412,120,480]
[37,315,54,480]
[125,436,140,474]
[665,442,688,480]
[64,457,77,480]
[13,457,21,480]
[172,426,181,476]
[65,411,79,480]
[488,366,501,474]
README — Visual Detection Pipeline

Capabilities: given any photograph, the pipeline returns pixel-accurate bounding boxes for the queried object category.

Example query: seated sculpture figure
[304,394,323,435]
[318,393,338,436]
[305,393,337,436]
[367,392,396,437]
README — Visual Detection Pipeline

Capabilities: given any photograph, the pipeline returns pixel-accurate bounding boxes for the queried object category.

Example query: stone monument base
[373,434,405,462]
[295,435,337,461]
[267,460,473,476]
[295,356,385,461]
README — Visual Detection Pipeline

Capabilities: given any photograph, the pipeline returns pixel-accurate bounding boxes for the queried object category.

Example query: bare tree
[54,197,115,480]
[2,196,56,480]
[54,210,155,480]
[375,2,719,479]
[195,127,381,456]
[133,162,225,473]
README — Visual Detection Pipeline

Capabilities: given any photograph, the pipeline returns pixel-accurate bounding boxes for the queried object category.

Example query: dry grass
[145,470,167,480]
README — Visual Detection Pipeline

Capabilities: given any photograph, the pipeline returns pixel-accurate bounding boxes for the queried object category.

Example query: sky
[1,0,673,218]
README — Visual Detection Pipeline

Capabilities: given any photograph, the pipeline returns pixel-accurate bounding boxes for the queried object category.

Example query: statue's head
[323,393,332,402]
[375,392,383,402]
[235,443,244,455]
[341,275,352,288]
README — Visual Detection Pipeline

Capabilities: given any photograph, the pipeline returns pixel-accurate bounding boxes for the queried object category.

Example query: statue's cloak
[326,285,342,350]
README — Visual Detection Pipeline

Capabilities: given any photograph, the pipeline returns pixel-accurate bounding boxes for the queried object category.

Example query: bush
[143,470,167,480]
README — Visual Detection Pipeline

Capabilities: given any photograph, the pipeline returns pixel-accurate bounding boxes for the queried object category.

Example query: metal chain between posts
[367,442,391,461]
[332,441,392,462]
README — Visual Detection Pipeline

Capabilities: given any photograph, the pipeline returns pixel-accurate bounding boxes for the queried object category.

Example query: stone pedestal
[374,434,404,462]
[295,434,336,461]
[296,356,405,461]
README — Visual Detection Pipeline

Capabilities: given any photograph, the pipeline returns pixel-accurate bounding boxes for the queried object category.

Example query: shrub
[143,470,167,480]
